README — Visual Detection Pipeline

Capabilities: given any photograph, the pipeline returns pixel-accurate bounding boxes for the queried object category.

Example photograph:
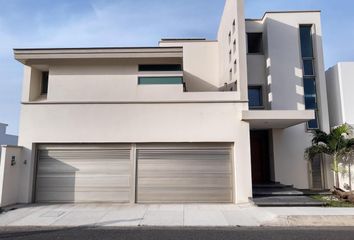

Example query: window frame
[248,85,264,109]
[138,76,183,85]
[299,24,319,130]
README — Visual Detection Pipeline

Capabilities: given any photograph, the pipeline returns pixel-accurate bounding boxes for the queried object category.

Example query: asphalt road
[0,227,353,240]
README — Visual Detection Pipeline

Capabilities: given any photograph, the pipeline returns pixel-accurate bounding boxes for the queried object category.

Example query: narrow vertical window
[233,40,236,53]
[300,25,318,129]
[229,50,232,62]
[232,20,236,34]
[41,71,49,95]
[234,60,237,74]
[228,32,231,44]
[229,69,232,82]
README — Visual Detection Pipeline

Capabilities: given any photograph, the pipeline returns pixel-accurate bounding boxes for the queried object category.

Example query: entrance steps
[252,182,327,207]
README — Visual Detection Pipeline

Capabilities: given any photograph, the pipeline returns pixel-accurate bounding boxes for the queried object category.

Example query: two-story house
[0,0,331,207]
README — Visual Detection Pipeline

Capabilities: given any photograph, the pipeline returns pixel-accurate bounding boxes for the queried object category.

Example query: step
[253,188,304,197]
[253,183,293,189]
[298,189,332,196]
[253,196,326,207]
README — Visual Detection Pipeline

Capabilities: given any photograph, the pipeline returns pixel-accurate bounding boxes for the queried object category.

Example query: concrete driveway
[1,204,354,227]
[0,204,277,227]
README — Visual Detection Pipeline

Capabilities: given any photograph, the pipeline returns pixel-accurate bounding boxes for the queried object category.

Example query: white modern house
[326,62,354,189]
[0,0,333,207]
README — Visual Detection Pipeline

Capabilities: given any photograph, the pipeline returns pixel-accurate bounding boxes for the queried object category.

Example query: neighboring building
[0,0,332,206]
[0,123,18,148]
[326,62,354,127]
[326,62,354,189]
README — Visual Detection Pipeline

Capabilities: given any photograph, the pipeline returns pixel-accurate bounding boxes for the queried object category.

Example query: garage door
[35,145,132,203]
[136,144,233,203]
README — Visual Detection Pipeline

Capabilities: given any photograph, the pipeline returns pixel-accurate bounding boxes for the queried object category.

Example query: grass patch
[311,194,354,207]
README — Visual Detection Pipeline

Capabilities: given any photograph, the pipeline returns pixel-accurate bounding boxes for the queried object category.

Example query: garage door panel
[139,189,233,203]
[36,176,131,188]
[136,145,233,203]
[36,191,130,203]
[138,177,232,188]
[36,146,132,203]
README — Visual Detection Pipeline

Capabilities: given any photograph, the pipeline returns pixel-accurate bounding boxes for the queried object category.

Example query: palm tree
[305,123,354,188]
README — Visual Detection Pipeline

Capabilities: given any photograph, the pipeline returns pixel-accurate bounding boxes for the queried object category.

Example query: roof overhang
[242,110,315,129]
[14,47,183,64]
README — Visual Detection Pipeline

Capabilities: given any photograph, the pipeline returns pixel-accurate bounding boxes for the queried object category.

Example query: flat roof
[14,47,183,64]
[161,38,207,41]
[246,10,321,21]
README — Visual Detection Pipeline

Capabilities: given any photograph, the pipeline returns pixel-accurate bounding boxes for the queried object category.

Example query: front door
[250,130,271,184]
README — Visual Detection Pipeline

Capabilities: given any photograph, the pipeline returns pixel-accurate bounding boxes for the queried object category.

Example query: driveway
[1,204,354,227]
[0,204,276,227]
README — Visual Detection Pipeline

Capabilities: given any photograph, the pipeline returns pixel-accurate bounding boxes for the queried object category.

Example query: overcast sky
[1,0,354,135]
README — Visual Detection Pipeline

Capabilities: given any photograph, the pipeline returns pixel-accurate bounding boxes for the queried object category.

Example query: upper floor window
[228,31,232,44]
[41,71,49,95]
[232,20,236,34]
[233,40,237,53]
[300,25,314,58]
[247,33,263,54]
[248,86,263,108]
[138,76,183,85]
[300,25,319,129]
[138,64,182,72]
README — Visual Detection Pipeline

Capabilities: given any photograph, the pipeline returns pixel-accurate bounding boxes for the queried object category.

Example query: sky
[0,0,354,135]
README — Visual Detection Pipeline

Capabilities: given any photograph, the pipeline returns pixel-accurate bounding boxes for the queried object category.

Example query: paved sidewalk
[0,204,354,227]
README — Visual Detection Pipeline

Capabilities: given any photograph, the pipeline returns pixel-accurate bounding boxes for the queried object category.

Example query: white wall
[217,0,248,100]
[159,41,221,92]
[246,12,330,188]
[0,146,23,207]
[326,62,354,127]
[326,63,354,189]
[325,64,343,127]
[18,101,252,204]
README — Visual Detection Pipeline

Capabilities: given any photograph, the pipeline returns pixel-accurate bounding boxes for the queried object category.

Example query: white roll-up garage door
[136,144,233,203]
[35,144,132,203]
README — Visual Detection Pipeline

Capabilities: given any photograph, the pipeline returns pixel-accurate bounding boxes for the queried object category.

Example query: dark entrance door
[250,130,271,184]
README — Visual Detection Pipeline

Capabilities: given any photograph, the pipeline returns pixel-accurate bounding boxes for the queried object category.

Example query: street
[0,227,353,240]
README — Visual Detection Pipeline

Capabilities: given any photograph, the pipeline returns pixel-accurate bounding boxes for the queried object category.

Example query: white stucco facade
[0,0,334,206]
[326,62,354,190]
[326,62,354,127]
[246,11,330,189]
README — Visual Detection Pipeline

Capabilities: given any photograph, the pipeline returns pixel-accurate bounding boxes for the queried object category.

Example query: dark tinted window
[138,77,183,85]
[308,112,319,129]
[139,64,182,72]
[248,86,263,107]
[303,59,315,76]
[300,26,314,58]
[41,71,49,94]
[303,78,317,109]
[247,33,263,54]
